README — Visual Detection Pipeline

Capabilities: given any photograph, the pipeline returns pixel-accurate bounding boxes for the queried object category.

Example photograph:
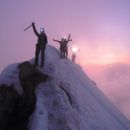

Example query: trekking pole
[24,24,32,31]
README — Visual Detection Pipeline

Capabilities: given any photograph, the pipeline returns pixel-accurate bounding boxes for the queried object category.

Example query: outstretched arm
[53,39,61,43]
[32,22,39,37]
[67,34,72,42]
[68,39,72,42]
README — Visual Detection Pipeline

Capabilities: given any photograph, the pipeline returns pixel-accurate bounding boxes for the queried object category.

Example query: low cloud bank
[83,63,130,120]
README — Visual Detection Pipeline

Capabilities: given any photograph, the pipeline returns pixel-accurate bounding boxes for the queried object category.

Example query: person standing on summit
[53,38,65,58]
[63,34,72,59]
[32,22,48,67]
[53,34,72,59]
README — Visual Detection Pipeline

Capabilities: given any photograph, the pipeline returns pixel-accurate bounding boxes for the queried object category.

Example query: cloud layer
[84,63,130,120]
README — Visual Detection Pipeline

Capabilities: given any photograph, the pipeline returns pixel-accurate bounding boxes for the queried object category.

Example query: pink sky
[0,0,130,71]
[84,63,130,120]
[0,0,130,120]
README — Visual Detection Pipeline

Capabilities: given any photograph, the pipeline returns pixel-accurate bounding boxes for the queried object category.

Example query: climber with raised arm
[53,34,72,59]
[32,22,48,67]
[53,38,65,58]
[63,34,72,59]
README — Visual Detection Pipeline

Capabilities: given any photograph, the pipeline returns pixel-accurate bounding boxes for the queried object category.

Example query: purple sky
[0,0,130,119]
[0,0,130,71]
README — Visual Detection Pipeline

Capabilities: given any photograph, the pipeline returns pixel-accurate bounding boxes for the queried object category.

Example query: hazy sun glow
[80,54,129,65]
[99,53,117,64]
[0,0,130,71]
[72,46,79,53]
[77,40,130,65]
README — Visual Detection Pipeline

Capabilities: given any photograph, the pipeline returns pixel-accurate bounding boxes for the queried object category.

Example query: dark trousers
[65,49,68,59]
[63,49,68,59]
[35,43,46,67]
[60,48,68,59]
[72,53,76,62]
[60,50,64,58]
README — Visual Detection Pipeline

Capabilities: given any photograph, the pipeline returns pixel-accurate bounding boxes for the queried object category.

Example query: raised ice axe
[24,24,32,31]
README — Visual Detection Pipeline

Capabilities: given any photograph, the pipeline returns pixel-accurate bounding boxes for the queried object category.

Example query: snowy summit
[0,45,130,130]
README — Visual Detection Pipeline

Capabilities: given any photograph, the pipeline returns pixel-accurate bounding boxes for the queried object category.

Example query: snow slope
[0,45,130,130]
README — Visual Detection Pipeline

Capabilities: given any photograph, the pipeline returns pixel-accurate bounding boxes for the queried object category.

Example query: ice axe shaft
[24,25,32,31]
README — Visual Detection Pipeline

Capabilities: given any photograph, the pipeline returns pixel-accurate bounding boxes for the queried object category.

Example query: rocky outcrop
[0,84,19,130]
[17,61,48,130]
[18,61,48,111]
[0,61,48,130]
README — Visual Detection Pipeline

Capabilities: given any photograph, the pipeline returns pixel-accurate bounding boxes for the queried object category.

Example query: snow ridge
[0,45,130,130]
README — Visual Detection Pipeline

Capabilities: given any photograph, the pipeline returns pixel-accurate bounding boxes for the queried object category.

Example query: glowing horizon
[0,0,130,69]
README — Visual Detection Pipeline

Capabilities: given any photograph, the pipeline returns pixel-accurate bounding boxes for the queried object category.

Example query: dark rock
[17,61,48,130]
[0,61,48,130]
[18,61,48,113]
[18,61,48,89]
[0,84,19,130]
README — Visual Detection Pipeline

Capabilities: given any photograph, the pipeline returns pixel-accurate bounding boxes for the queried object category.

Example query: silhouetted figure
[71,47,79,62]
[53,38,65,58]
[72,53,76,62]
[63,34,72,59]
[32,22,47,67]
[53,34,72,59]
